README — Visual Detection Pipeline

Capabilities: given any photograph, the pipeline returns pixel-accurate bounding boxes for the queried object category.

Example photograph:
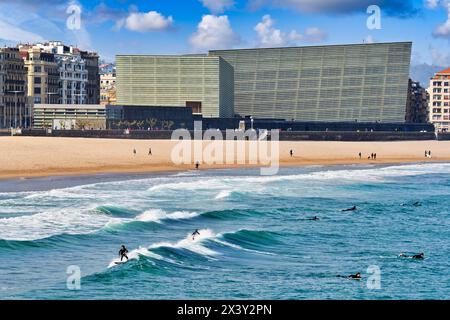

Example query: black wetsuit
[192,230,200,239]
[342,206,357,212]
[119,247,129,261]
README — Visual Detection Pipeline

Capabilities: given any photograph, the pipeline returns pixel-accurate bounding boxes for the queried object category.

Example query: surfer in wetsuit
[308,216,320,220]
[342,206,357,212]
[399,252,424,260]
[192,229,200,240]
[337,272,361,280]
[119,245,129,261]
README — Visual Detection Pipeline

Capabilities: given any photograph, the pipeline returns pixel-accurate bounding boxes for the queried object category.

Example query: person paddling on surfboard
[192,229,200,240]
[119,245,129,261]
[342,206,357,212]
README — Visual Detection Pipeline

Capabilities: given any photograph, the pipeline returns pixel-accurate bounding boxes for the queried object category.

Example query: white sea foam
[215,190,232,200]
[136,209,199,222]
[149,229,218,257]
[107,246,165,268]
[0,206,121,241]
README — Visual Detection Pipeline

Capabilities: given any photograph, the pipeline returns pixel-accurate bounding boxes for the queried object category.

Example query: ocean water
[0,163,449,300]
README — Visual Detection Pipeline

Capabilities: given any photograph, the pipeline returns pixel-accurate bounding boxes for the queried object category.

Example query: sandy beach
[1,136,450,180]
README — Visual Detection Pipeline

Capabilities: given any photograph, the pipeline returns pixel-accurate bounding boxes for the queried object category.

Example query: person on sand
[133,148,136,156]
[148,148,152,156]
[192,229,200,240]
[119,245,129,261]
[359,152,362,159]
[290,149,293,157]
[195,161,200,170]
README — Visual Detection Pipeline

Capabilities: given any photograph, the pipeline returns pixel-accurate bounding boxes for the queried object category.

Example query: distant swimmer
[348,272,361,279]
[342,206,357,212]
[308,216,320,221]
[413,201,422,207]
[337,272,361,280]
[399,252,425,260]
[192,229,200,240]
[119,245,129,261]
[412,252,425,259]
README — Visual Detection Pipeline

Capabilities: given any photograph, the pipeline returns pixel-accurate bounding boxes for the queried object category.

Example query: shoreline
[1,158,449,182]
[2,136,450,181]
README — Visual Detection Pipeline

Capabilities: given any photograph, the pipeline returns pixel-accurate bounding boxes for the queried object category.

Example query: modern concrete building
[209,42,412,122]
[428,67,450,132]
[116,55,234,118]
[33,104,106,129]
[405,79,428,123]
[0,47,30,128]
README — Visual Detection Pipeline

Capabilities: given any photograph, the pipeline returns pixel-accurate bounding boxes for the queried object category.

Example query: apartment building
[428,67,450,132]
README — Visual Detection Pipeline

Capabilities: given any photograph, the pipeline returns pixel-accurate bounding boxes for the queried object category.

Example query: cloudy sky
[1,0,450,84]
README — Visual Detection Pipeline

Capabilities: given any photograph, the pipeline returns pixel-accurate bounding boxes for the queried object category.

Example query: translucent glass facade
[209,42,411,122]
[116,55,234,118]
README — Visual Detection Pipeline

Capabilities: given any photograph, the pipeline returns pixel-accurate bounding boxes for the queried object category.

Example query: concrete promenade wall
[15,129,439,141]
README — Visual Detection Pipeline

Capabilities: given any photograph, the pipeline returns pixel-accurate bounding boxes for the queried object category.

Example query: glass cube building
[209,42,412,122]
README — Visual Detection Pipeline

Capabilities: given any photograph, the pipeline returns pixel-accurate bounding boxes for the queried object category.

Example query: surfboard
[115,260,128,265]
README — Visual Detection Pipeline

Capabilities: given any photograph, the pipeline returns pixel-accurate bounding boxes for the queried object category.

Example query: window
[34,66,41,73]
[34,77,41,84]
[34,87,41,94]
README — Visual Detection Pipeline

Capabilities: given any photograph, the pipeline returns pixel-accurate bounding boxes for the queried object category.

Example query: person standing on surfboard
[192,229,200,240]
[119,245,129,261]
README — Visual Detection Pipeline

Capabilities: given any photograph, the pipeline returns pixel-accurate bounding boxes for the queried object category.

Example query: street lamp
[8,90,23,128]
[47,91,58,104]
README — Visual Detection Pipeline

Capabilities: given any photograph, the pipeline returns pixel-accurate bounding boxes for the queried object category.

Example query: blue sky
[1,0,450,80]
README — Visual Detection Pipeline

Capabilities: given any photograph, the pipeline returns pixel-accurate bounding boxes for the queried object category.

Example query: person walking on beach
[133,148,137,156]
[290,149,293,157]
[428,150,432,158]
[425,150,428,158]
[374,153,377,160]
[148,147,152,156]
[195,161,200,170]
[358,152,362,159]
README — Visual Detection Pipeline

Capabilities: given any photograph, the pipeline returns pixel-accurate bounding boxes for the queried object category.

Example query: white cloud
[426,0,439,9]
[299,27,328,42]
[248,0,418,17]
[254,15,285,46]
[200,0,234,13]
[430,46,450,65]
[433,2,450,38]
[255,15,327,47]
[189,15,241,50]
[0,20,44,43]
[125,11,173,32]
[365,34,376,43]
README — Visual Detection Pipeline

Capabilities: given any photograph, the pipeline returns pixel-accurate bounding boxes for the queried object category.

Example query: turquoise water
[1,163,449,299]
